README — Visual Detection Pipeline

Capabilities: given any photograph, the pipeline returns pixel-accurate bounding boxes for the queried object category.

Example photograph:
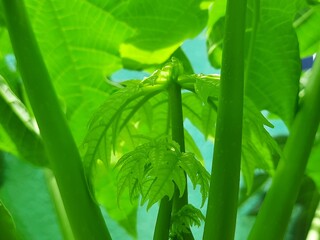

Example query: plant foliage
[115,137,210,209]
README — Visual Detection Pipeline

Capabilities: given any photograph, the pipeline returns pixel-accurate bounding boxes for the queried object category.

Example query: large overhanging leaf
[88,0,208,66]
[294,5,320,57]
[207,0,305,125]
[24,0,135,143]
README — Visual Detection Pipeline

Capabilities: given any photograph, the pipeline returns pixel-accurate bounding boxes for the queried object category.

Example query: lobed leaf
[179,153,210,207]
[170,204,205,240]
[115,137,210,209]
[182,74,280,192]
[241,98,281,193]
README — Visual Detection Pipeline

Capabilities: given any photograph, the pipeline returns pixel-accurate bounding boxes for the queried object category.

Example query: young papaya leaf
[184,129,204,164]
[180,73,280,192]
[182,92,203,133]
[179,153,210,207]
[23,0,136,144]
[0,200,18,240]
[241,98,280,193]
[201,104,217,140]
[82,83,148,173]
[88,0,208,66]
[82,79,168,196]
[141,140,186,208]
[294,6,320,57]
[0,76,48,167]
[93,160,138,238]
[170,204,205,240]
[181,74,219,139]
[83,59,184,182]
[194,74,220,103]
[116,137,210,209]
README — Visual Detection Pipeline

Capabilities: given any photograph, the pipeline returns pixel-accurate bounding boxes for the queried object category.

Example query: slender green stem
[153,197,173,240]
[2,1,111,239]
[203,0,247,238]
[169,81,194,240]
[248,53,320,240]
[153,77,191,239]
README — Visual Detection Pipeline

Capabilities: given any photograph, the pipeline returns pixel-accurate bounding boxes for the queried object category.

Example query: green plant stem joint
[154,57,190,240]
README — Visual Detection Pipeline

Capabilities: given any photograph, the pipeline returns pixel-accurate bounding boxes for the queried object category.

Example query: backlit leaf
[88,0,208,66]
[294,6,320,57]
[170,204,205,240]
[24,0,135,144]
[183,74,280,192]
[116,137,210,209]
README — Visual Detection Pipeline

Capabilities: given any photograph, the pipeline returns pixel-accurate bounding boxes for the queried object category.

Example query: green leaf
[88,0,208,66]
[24,0,136,144]
[184,129,205,164]
[241,98,280,193]
[181,74,219,139]
[200,104,216,140]
[0,76,48,167]
[82,80,166,193]
[115,137,210,209]
[83,59,185,184]
[294,6,320,57]
[0,200,18,240]
[245,0,303,125]
[170,204,205,240]
[182,92,203,133]
[207,0,303,124]
[181,74,279,192]
[194,74,220,103]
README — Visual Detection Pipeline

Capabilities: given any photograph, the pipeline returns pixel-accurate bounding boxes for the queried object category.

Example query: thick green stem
[203,0,247,239]
[248,53,320,240]
[2,1,111,239]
